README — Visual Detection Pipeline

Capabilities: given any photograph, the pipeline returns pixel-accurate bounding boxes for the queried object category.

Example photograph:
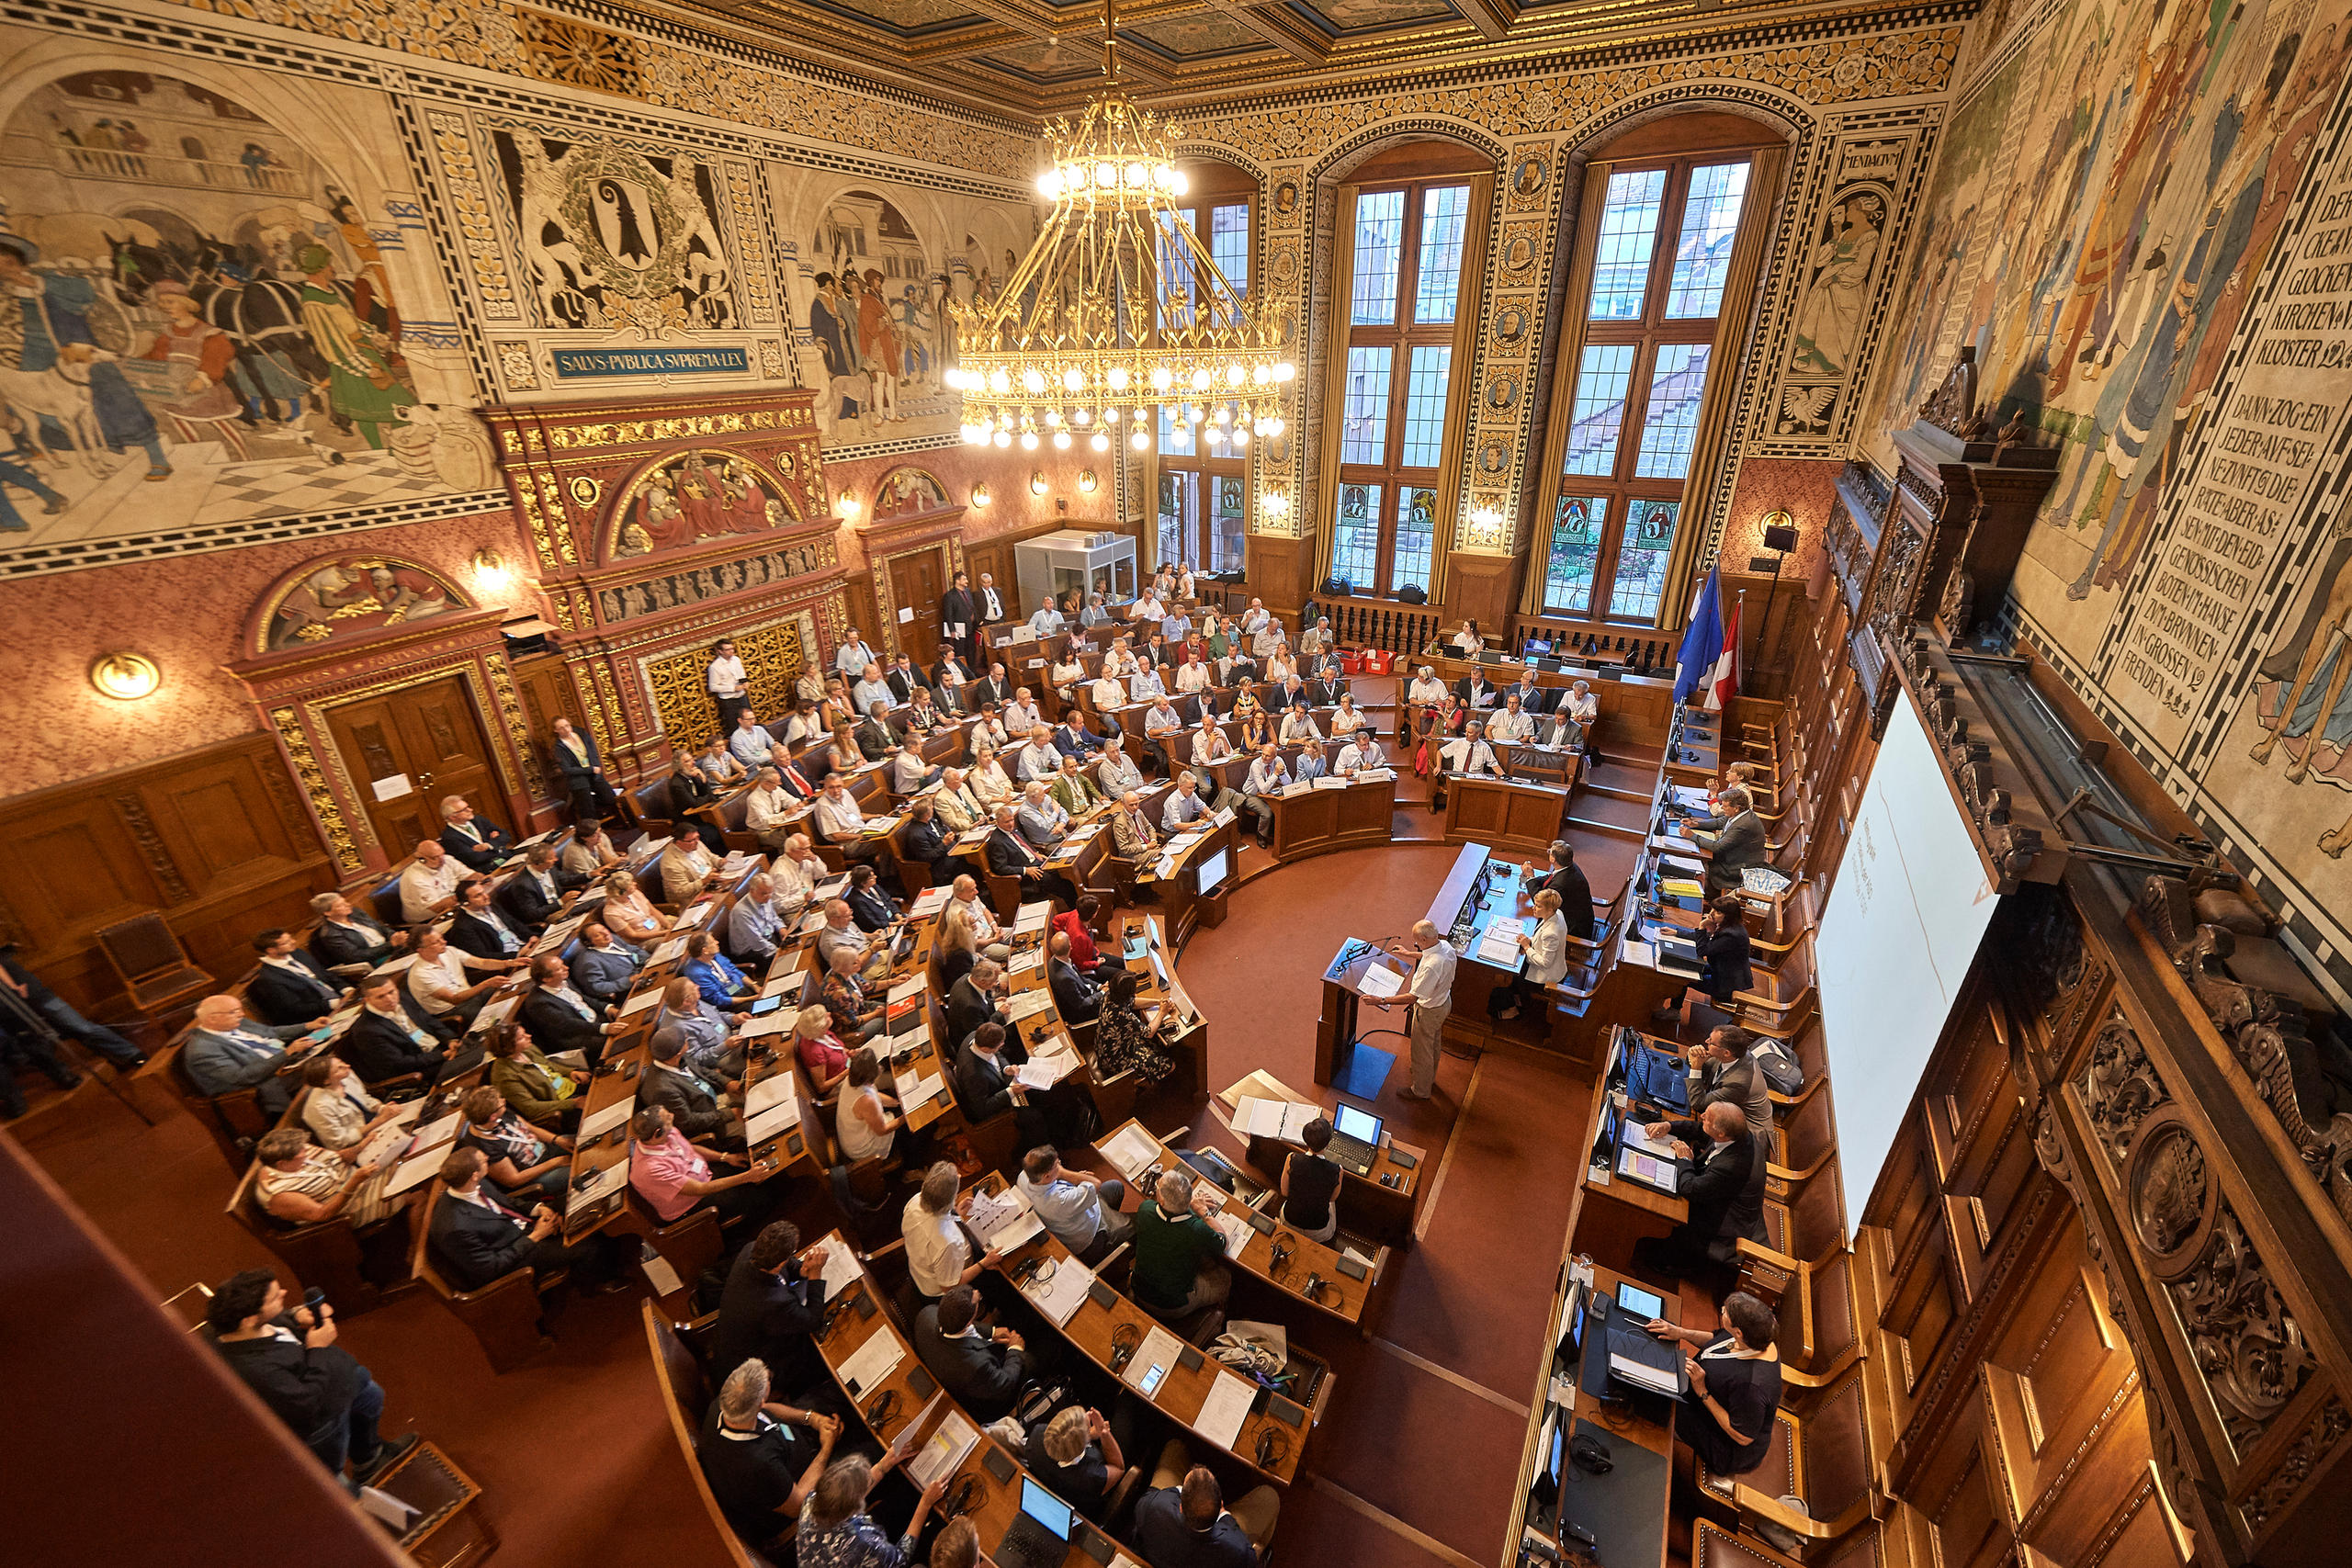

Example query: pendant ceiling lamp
[946,0,1294,456]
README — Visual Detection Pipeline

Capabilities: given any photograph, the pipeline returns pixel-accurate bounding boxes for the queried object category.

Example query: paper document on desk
[579,1094,638,1140]
[566,1158,630,1213]
[745,1073,798,1116]
[1002,989,1055,1024]
[1626,1122,1680,1157]
[740,1008,795,1039]
[1024,1258,1094,1325]
[650,938,688,967]
[907,1404,978,1490]
[1123,1325,1186,1396]
[966,1187,1044,1254]
[1013,901,1053,932]
[1195,1370,1256,1450]
[1608,1352,1679,1394]
[1659,878,1705,899]
[1618,1145,1675,1186]
[619,985,668,1020]
[410,1111,464,1152]
[761,971,803,998]
[1008,948,1045,976]
[1661,853,1706,876]
[817,1243,865,1302]
[956,828,992,848]
[745,1099,799,1147]
[888,976,927,1006]
[1102,1123,1162,1182]
[910,886,953,919]
[675,903,714,930]
[369,953,419,976]
[1234,1096,1321,1144]
[1017,1043,1080,1089]
[839,1325,905,1398]
[815,875,853,901]
[1210,1211,1254,1261]
[1357,964,1406,999]
[383,1146,448,1198]
[899,1072,946,1111]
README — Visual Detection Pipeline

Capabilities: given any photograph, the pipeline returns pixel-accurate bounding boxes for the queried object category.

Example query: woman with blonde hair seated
[600,868,671,945]
[967,741,1015,809]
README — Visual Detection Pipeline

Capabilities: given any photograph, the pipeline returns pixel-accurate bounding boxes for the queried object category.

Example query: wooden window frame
[1152,165,1257,571]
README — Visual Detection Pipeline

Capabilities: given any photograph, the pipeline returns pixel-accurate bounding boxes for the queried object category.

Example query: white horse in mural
[0,355,120,478]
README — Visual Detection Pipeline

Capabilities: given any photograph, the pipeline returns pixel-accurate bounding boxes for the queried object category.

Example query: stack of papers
[1013,901,1053,932]
[675,904,714,929]
[1102,1123,1162,1181]
[1003,989,1055,1023]
[650,937,688,965]
[1122,1325,1186,1396]
[740,1008,796,1039]
[839,1325,905,1396]
[907,1406,978,1489]
[965,1187,1044,1253]
[910,886,953,918]
[1210,1211,1254,1260]
[1234,1096,1321,1143]
[565,1158,630,1213]
[1008,949,1045,976]
[818,1244,865,1301]
[1475,917,1526,967]
[1017,1040,1081,1089]
[1608,1352,1679,1394]
[580,1095,638,1139]
[1023,1258,1095,1325]
[619,986,667,1019]
[1357,964,1406,999]
[899,1072,946,1111]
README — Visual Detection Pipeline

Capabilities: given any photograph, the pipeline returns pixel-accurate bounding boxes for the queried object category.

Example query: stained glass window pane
[1589,168,1667,321]
[1608,499,1679,622]
[1413,185,1472,324]
[1394,486,1439,596]
[1664,163,1749,318]
[1159,470,1199,569]
[1209,204,1250,297]
[1400,346,1451,468]
[1213,476,1248,572]
[1542,496,1607,616]
[1331,483,1383,589]
[1351,190,1406,325]
[1634,344,1712,479]
[1562,344,1636,478]
[1156,212,1193,327]
[1340,347,1393,464]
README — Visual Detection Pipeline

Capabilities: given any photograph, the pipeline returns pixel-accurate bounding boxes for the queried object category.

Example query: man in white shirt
[1142,695,1187,760]
[1089,670,1130,719]
[408,929,503,1022]
[1190,715,1235,769]
[834,628,876,680]
[661,828,720,907]
[707,638,750,731]
[1103,638,1139,678]
[1128,662,1166,703]
[946,875,1012,962]
[1028,601,1065,637]
[1174,658,1213,694]
[1337,725,1388,776]
[1015,781,1069,848]
[742,767,799,852]
[1489,694,1535,744]
[1441,720,1503,779]
[398,840,464,923]
[1130,590,1165,624]
[891,737,940,794]
[729,709,786,770]
[1407,665,1448,707]
[851,662,896,717]
[1371,919,1457,1100]
[770,836,823,915]
[975,573,1005,630]
[1278,702,1323,745]
[1564,679,1600,756]
[902,1162,992,1300]
[1161,770,1248,829]
[1239,599,1270,637]
[1002,689,1043,734]
[1014,725,1062,784]
[812,779,879,860]
[1250,621,1283,659]
[1097,738,1145,798]
[1238,744,1284,841]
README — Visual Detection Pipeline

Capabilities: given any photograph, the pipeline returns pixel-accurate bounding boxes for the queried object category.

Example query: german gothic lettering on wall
[0,65,495,561]
[1865,0,2352,996]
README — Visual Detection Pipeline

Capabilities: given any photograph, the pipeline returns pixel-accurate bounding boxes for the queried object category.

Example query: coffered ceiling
[667,0,1925,122]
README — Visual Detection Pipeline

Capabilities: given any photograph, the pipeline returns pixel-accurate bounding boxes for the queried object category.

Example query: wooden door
[325,673,510,859]
[889,546,947,666]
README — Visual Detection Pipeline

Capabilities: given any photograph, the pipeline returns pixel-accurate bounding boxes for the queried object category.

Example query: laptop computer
[994,1478,1076,1568]
[1324,1101,1383,1175]
[1621,1041,1690,1115]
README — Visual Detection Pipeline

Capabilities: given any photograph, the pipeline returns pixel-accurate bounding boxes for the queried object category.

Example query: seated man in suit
[1664,1022,1774,1136]
[1688,786,1768,893]
[709,1220,831,1389]
[1046,931,1102,1023]
[1523,840,1594,940]
[183,993,318,1115]
[1456,666,1498,710]
[342,975,465,1088]
[448,879,530,965]
[307,892,406,972]
[652,976,743,1088]
[493,842,571,933]
[1049,753,1102,818]
[986,804,1076,907]
[246,928,351,1026]
[642,1026,734,1143]
[572,923,646,1008]
[660,827,723,907]
[1055,710,1109,758]
[912,1282,1031,1423]
[666,753,729,848]
[207,1267,417,1484]
[521,953,617,1065]
[437,795,513,873]
[1110,790,1161,863]
[429,1145,627,1292]
[946,962,1012,1048]
[956,1021,1049,1146]
[1634,1100,1769,1282]
[898,797,956,890]
[684,931,757,1013]
[1134,1446,1279,1568]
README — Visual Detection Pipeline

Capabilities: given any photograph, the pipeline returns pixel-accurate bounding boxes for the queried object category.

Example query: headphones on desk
[864,1387,900,1436]
[1268,1234,1297,1279]
[1109,1322,1142,1372]
[1253,1426,1289,1469]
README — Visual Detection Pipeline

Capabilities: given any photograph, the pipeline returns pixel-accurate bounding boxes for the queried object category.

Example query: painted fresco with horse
[0,68,488,549]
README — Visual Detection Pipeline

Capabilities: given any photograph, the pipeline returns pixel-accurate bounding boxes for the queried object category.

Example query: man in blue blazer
[183,993,318,1115]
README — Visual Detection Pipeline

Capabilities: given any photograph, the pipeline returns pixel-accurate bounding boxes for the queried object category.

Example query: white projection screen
[1816,693,2000,1224]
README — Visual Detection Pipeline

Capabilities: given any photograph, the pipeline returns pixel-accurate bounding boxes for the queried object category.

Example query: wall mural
[492,128,736,336]
[1862,0,2352,994]
[0,66,492,557]
[607,446,800,558]
[257,553,471,652]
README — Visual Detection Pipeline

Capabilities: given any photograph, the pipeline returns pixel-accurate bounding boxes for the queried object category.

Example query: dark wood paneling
[0,732,331,1017]
[1248,535,1306,615]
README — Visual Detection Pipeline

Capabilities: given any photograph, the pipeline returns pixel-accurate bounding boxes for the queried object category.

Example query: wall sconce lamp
[834,490,862,524]
[1260,491,1292,521]
[1467,501,1505,538]
[90,651,161,702]
[1030,471,1049,497]
[970,482,991,508]
[1078,470,1099,494]
[469,547,514,592]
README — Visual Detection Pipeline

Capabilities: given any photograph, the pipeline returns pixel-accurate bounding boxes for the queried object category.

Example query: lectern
[1314,937,1409,1094]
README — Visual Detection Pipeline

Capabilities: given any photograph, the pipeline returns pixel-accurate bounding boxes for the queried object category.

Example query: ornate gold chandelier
[946,2,1294,457]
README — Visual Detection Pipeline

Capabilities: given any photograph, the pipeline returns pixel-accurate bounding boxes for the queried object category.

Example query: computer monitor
[1020,1478,1074,1540]
[1333,1102,1382,1144]
[1523,637,1554,656]
[1615,1281,1666,1321]
[1195,846,1231,894]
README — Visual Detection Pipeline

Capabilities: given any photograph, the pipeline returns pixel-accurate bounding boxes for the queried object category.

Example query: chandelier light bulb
[1046,409,1063,426]
[1231,429,1250,449]
[1038,172,1064,199]
[993,429,1012,447]
[1091,431,1111,452]
[1102,407,1118,423]
[1151,367,1173,391]
[1187,405,1205,423]
[1276,363,1296,381]
[1022,368,1046,395]
[1053,430,1072,450]
[1213,405,1232,425]
[1131,407,1149,424]
[988,369,1011,394]
[1094,162,1117,187]
[1131,430,1151,451]
[1072,408,1092,425]
[1190,368,1211,392]
[1061,367,1084,392]
[1224,362,1243,386]
[1126,161,1148,187]
[1108,367,1131,391]
[1170,171,1188,197]
[1020,430,1040,451]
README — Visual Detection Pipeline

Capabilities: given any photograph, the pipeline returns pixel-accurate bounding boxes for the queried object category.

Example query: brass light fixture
[90,651,161,700]
[945,0,1292,457]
